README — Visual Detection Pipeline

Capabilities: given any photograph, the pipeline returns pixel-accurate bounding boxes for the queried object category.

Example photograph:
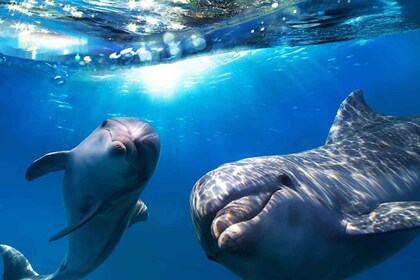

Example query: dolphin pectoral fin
[129,200,149,227]
[26,151,71,181]
[49,201,104,242]
[346,201,420,235]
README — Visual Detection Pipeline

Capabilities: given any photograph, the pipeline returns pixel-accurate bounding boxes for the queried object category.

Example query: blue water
[0,2,419,279]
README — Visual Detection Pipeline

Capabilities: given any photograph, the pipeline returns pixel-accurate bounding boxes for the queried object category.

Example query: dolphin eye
[100,120,109,128]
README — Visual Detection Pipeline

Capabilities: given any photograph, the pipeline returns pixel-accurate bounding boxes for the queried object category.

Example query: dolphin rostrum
[190,90,420,279]
[1,117,160,280]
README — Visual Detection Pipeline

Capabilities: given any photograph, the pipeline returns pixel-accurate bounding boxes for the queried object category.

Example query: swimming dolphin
[1,117,160,280]
[190,90,420,279]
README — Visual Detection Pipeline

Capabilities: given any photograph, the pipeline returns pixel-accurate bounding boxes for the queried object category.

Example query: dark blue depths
[0,30,419,279]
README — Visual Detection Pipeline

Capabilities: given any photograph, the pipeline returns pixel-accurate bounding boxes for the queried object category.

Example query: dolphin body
[1,118,160,280]
[190,90,420,279]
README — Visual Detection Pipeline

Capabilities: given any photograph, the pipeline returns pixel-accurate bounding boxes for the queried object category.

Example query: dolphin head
[73,117,160,197]
[190,159,287,260]
[190,158,343,278]
[22,117,161,276]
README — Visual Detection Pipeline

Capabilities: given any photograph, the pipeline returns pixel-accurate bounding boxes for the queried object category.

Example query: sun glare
[123,55,220,99]
[138,63,182,98]
[89,51,249,100]
[18,30,87,56]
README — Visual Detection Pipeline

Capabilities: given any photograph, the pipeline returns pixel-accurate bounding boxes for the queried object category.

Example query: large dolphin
[190,90,420,279]
[1,117,160,280]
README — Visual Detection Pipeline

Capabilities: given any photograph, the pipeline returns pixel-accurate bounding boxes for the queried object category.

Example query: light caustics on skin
[190,90,420,280]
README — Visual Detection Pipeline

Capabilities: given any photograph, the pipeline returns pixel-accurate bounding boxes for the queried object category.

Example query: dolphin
[0,117,160,280]
[190,90,420,280]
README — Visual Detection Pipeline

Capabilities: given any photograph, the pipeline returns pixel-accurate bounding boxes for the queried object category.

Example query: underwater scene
[0,0,419,279]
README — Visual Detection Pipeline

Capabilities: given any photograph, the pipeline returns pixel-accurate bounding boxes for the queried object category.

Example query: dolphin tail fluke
[0,245,40,280]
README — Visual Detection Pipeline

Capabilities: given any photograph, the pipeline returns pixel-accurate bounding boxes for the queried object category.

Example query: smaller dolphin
[190,90,420,279]
[1,117,160,280]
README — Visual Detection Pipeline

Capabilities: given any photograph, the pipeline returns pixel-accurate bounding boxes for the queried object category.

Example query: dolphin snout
[110,136,136,158]
[110,141,127,157]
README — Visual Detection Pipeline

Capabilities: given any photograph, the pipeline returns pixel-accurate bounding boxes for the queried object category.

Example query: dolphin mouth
[191,165,290,256]
[210,188,280,241]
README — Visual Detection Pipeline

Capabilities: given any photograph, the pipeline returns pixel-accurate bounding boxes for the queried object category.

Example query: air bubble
[120,48,134,57]
[136,48,152,62]
[169,46,181,56]
[83,56,92,64]
[109,52,121,60]
[51,75,66,87]
[192,37,206,50]
[163,32,175,44]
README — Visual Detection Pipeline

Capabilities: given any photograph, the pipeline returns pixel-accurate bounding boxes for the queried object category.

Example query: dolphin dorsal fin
[26,151,71,181]
[325,90,393,145]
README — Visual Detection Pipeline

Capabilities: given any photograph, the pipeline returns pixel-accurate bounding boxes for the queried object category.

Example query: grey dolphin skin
[1,118,160,280]
[190,90,420,280]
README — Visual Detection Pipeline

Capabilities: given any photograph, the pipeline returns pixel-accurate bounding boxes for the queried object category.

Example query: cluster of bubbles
[0,29,208,89]
[108,32,207,65]
[0,0,411,89]
[0,30,207,88]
